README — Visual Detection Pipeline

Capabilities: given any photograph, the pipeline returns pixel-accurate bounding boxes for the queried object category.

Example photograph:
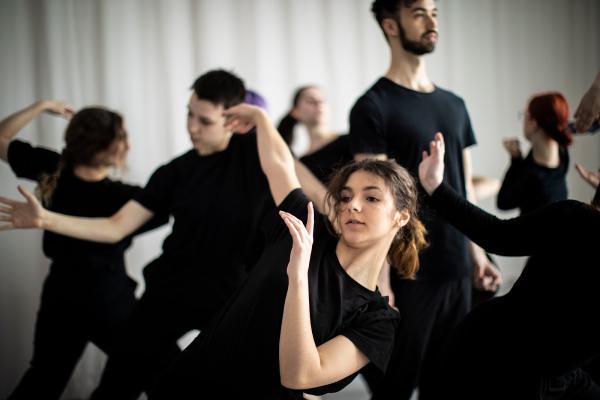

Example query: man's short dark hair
[191,69,246,109]
[371,0,418,26]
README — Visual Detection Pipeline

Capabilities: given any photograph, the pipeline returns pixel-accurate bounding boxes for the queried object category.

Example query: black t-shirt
[349,77,477,279]
[161,189,399,399]
[134,133,274,302]
[299,135,353,183]
[497,147,569,215]
[7,140,167,271]
[431,182,600,377]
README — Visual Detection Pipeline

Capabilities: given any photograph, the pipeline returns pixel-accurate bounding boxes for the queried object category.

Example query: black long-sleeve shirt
[431,182,600,382]
[497,147,569,214]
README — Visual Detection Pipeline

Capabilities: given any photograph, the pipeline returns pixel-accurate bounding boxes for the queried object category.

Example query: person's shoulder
[160,148,197,169]
[433,85,466,104]
[229,130,258,149]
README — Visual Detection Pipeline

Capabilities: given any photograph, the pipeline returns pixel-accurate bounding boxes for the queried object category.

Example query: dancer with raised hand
[0,70,275,399]
[498,92,573,215]
[149,103,428,399]
[418,132,600,399]
[0,101,167,400]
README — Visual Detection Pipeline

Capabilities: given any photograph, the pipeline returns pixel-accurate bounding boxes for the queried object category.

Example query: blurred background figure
[498,92,572,215]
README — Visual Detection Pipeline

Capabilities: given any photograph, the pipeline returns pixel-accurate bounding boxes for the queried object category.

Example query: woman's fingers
[306,202,314,237]
[280,211,312,243]
[0,196,18,207]
[281,214,302,244]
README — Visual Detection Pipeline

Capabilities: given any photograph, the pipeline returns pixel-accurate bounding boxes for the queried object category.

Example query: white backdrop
[0,0,598,398]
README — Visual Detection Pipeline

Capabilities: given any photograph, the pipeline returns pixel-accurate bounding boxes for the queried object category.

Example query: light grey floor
[323,376,418,400]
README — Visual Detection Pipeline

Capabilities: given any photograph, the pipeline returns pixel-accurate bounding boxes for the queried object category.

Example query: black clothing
[6,140,166,400]
[349,77,476,279]
[90,133,275,399]
[431,182,600,399]
[497,147,569,214]
[349,78,477,399]
[150,189,399,399]
[299,135,353,183]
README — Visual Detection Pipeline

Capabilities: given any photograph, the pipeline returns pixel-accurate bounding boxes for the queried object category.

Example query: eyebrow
[411,7,438,13]
[341,186,383,192]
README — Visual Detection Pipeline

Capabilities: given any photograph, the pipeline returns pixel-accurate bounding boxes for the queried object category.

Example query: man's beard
[398,22,436,55]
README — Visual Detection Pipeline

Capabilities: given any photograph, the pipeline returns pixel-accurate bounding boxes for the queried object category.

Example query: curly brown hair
[324,159,428,279]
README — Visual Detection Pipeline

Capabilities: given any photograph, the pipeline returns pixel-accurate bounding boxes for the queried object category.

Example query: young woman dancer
[419,132,600,399]
[147,103,428,399]
[278,85,353,181]
[498,92,573,214]
[0,101,167,400]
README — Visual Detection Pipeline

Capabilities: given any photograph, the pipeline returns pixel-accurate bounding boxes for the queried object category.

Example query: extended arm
[0,100,74,162]
[279,204,369,390]
[0,186,153,243]
[419,133,585,257]
[224,104,300,206]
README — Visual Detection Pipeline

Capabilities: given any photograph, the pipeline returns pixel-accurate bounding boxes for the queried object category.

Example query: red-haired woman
[497,92,573,214]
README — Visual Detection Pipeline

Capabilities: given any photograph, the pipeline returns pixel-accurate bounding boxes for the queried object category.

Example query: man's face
[186,93,231,154]
[395,0,438,55]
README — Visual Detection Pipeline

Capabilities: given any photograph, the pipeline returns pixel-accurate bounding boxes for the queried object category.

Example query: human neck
[531,135,560,168]
[195,133,233,156]
[385,47,434,92]
[335,237,393,291]
[73,165,110,181]
[307,125,336,154]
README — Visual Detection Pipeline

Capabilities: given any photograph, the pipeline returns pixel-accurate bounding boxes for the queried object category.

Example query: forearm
[0,101,46,161]
[294,160,326,213]
[254,111,300,205]
[42,210,128,243]
[279,278,321,389]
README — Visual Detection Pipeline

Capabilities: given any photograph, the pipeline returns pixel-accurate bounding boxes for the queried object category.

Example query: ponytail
[36,152,68,206]
[528,92,572,146]
[388,217,428,279]
[277,113,298,145]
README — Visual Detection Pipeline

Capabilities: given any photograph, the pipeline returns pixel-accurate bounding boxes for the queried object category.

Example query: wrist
[423,180,439,196]
[34,100,49,112]
[39,208,52,230]
[287,274,309,289]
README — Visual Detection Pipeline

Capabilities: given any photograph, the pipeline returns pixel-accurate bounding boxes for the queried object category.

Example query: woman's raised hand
[279,202,314,279]
[418,132,445,195]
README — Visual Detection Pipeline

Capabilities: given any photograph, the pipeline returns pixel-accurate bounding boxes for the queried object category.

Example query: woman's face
[95,133,129,168]
[522,108,536,142]
[293,87,327,127]
[335,170,408,248]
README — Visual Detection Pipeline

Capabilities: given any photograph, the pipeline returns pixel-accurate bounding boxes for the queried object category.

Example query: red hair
[528,92,572,146]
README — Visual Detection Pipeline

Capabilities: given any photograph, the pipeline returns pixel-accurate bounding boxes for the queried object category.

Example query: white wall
[0,0,598,398]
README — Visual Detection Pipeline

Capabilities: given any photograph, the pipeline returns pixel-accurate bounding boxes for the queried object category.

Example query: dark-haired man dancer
[349,1,501,398]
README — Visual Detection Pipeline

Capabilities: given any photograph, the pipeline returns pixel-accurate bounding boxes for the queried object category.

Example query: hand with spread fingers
[279,202,314,279]
[0,186,45,231]
[418,131,445,195]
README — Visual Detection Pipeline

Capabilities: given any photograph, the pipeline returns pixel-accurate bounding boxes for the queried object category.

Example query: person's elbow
[496,195,514,211]
[104,217,130,243]
[280,369,315,390]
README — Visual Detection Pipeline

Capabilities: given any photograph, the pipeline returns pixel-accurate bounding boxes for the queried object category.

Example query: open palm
[0,186,45,230]
[280,202,314,278]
